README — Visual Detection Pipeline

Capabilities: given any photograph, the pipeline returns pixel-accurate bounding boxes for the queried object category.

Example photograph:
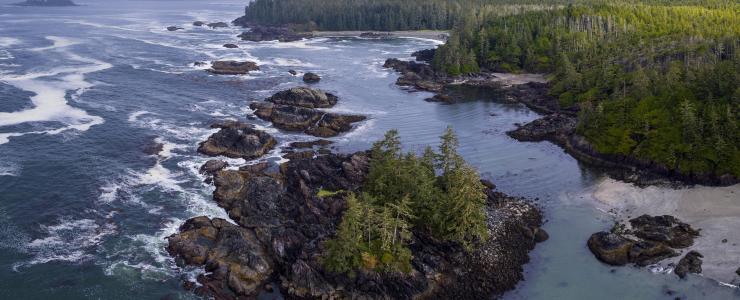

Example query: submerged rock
[207,61,259,75]
[266,87,337,108]
[192,21,205,27]
[288,69,297,75]
[207,22,228,29]
[675,251,703,279]
[302,72,321,83]
[166,26,184,32]
[222,43,238,48]
[198,122,276,159]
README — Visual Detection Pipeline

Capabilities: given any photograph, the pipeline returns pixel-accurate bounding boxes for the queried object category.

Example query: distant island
[13,0,77,6]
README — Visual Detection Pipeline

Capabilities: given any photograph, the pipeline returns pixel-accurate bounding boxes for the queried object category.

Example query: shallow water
[0,1,738,299]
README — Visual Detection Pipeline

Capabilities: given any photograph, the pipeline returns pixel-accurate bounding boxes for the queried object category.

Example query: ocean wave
[0,50,13,60]
[0,37,21,48]
[13,216,116,270]
[0,36,108,145]
[0,161,20,176]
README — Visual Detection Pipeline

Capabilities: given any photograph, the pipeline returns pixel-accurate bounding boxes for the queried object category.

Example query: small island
[13,0,77,6]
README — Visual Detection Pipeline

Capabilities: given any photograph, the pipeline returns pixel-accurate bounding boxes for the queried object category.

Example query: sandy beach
[591,178,740,286]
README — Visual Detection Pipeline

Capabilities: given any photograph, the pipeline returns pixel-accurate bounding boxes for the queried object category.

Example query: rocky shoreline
[165,78,547,298]
[382,51,738,187]
[168,148,547,299]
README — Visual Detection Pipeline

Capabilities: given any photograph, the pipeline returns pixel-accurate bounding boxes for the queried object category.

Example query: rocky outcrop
[167,26,184,32]
[507,114,577,142]
[207,61,259,75]
[302,72,321,83]
[288,139,333,149]
[412,48,436,63]
[237,26,313,42]
[200,160,228,175]
[197,122,276,159]
[193,21,205,27]
[265,87,337,108]
[169,150,546,299]
[359,32,394,39]
[207,22,229,29]
[250,87,365,137]
[166,217,273,298]
[250,102,365,137]
[588,215,699,267]
[222,43,238,48]
[383,58,447,92]
[675,251,703,279]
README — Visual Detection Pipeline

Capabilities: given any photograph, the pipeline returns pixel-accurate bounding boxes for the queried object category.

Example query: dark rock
[193,61,207,67]
[534,228,549,243]
[142,140,164,156]
[200,160,228,175]
[283,151,315,160]
[588,215,698,269]
[207,22,228,29]
[238,162,270,174]
[288,139,333,149]
[222,43,238,49]
[193,21,205,27]
[167,26,184,32]
[411,48,436,62]
[629,240,678,266]
[507,114,577,142]
[480,179,496,190]
[359,32,393,39]
[629,215,699,248]
[736,267,740,276]
[588,232,635,266]
[166,217,273,297]
[302,72,321,83]
[288,69,297,75]
[266,87,337,108]
[238,26,313,42]
[207,61,259,75]
[674,251,703,279]
[249,102,365,138]
[198,122,276,159]
[383,58,446,92]
[171,148,545,299]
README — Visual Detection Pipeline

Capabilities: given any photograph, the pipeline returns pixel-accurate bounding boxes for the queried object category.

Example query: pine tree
[442,163,490,250]
[323,193,366,274]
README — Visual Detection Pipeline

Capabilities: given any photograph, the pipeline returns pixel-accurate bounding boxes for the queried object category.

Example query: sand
[591,178,740,286]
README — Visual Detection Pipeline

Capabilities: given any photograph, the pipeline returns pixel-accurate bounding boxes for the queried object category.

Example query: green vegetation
[317,188,343,198]
[240,0,738,179]
[433,1,739,178]
[323,128,490,275]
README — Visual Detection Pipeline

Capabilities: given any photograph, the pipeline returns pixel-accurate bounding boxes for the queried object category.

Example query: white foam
[14,217,116,270]
[266,58,316,67]
[0,161,20,176]
[0,50,13,60]
[0,36,108,145]
[0,37,21,48]
[30,36,79,51]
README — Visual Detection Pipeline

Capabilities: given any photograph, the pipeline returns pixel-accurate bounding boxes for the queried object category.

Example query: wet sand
[592,178,740,286]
